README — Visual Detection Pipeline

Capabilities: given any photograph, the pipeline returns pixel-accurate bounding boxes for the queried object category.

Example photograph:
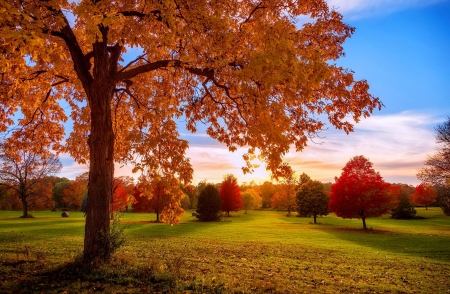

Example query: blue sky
[59,0,450,185]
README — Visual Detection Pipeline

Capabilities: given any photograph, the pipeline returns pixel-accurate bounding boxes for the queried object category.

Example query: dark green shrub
[196,184,222,221]
[391,188,416,219]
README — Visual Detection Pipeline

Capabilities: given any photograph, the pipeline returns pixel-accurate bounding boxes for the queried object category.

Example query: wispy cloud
[326,0,448,19]
[285,111,439,184]
[56,111,442,186]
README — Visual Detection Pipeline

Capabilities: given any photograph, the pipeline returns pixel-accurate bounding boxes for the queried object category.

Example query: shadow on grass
[3,257,225,294]
[311,223,450,263]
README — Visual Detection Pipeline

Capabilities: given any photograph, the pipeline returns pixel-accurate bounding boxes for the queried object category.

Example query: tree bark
[313,215,317,224]
[83,38,115,264]
[362,217,367,230]
[156,212,160,222]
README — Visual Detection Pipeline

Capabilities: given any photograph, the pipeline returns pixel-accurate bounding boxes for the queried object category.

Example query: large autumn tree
[1,0,381,262]
[329,156,394,229]
[220,174,242,216]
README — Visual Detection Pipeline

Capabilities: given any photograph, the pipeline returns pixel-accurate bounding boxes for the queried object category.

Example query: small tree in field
[0,145,62,217]
[259,181,276,209]
[133,178,181,223]
[390,185,416,219]
[412,183,437,210]
[196,184,222,222]
[220,175,242,216]
[272,167,298,215]
[329,156,394,229]
[242,189,262,214]
[296,180,329,223]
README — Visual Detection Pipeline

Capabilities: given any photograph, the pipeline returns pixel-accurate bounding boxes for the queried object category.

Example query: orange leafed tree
[62,179,88,210]
[133,177,184,223]
[28,180,55,211]
[271,166,298,215]
[1,0,381,262]
[412,183,437,210]
[329,156,394,229]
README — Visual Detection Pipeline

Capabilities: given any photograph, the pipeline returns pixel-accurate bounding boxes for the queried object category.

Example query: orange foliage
[2,0,382,259]
[271,167,297,215]
[62,180,88,210]
[28,181,54,211]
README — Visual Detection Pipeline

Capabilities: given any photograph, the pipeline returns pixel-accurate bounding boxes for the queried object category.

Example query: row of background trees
[0,154,440,231]
[1,116,449,227]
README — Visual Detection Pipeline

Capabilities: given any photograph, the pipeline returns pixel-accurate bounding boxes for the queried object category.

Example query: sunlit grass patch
[0,208,449,293]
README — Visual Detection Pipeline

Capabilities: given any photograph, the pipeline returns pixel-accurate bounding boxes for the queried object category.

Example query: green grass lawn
[0,208,449,293]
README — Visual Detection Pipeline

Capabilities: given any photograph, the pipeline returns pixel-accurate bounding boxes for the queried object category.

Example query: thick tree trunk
[313,215,317,224]
[425,206,428,210]
[83,39,115,264]
[156,212,160,222]
[362,217,367,230]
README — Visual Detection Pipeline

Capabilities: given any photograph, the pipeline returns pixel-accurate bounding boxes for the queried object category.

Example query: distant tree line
[2,117,449,226]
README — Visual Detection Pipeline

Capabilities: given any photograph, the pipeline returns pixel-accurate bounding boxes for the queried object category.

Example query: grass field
[0,208,449,293]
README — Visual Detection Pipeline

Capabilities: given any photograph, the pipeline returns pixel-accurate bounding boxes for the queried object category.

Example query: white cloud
[56,111,442,186]
[326,0,448,19]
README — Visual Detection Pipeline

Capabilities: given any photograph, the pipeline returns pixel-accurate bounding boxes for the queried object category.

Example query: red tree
[132,185,152,213]
[220,175,242,216]
[329,156,394,229]
[412,183,437,210]
[111,181,130,214]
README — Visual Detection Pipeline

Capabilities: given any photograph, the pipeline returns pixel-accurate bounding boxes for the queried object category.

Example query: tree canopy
[196,184,222,222]
[412,183,437,210]
[0,144,62,217]
[1,0,381,262]
[220,174,242,216]
[296,179,329,223]
[329,155,394,229]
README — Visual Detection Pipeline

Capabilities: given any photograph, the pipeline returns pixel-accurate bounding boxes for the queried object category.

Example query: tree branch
[50,15,93,91]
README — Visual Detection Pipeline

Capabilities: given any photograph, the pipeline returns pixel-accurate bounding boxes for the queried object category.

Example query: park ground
[0,208,449,293]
